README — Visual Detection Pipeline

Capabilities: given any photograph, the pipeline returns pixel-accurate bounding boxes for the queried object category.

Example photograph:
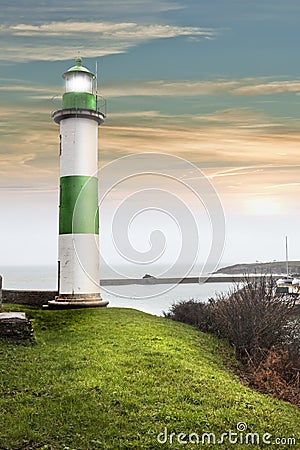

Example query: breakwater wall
[2,290,58,306]
[0,276,244,307]
[100,276,245,286]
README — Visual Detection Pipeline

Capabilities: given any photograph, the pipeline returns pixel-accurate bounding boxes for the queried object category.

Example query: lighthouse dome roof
[63,57,95,79]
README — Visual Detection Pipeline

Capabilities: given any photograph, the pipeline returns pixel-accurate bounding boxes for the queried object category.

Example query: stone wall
[0,275,2,309]
[0,312,34,341]
[2,290,58,306]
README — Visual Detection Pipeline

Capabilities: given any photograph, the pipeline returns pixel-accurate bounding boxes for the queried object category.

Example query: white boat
[275,237,300,297]
[275,278,300,296]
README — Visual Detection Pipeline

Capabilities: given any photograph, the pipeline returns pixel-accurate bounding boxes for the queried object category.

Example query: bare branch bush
[165,276,299,405]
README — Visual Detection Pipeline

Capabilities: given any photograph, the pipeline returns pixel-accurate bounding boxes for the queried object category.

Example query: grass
[0,304,299,449]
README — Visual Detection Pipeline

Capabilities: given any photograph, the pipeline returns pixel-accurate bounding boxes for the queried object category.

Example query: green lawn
[0,305,299,449]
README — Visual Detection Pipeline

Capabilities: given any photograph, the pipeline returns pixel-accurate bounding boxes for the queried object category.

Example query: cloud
[3,76,300,105]
[232,80,300,96]
[0,103,58,187]
[101,77,300,98]
[0,21,218,62]
[97,121,300,213]
[9,22,213,38]
[3,0,184,25]
[104,106,298,137]
[1,95,300,205]
[264,182,300,189]
[0,85,59,97]
[102,79,239,97]
[108,110,160,118]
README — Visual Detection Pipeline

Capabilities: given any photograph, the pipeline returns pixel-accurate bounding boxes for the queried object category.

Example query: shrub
[166,277,296,363]
[165,276,300,404]
[164,299,214,333]
[210,277,295,363]
[247,343,300,406]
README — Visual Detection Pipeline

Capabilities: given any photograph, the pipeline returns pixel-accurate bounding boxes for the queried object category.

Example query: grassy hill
[0,305,299,449]
[215,260,300,275]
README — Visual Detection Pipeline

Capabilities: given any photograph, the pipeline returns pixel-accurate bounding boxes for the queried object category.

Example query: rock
[0,312,34,342]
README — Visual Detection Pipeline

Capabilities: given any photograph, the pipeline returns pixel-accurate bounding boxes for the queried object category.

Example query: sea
[0,265,233,316]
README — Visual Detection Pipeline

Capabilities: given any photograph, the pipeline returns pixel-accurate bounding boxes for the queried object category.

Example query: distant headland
[214,260,300,276]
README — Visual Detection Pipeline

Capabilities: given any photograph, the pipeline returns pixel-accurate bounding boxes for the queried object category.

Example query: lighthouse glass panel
[65,73,93,93]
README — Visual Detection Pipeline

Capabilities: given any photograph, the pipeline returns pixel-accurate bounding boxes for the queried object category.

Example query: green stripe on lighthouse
[62,92,96,110]
[59,175,99,234]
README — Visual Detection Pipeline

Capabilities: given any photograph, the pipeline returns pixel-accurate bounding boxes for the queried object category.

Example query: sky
[1,0,300,274]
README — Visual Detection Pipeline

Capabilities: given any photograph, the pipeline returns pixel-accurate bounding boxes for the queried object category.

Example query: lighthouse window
[59,134,62,155]
[65,73,92,93]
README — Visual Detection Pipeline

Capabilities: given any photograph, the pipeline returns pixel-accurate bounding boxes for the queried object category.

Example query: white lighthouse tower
[49,57,108,308]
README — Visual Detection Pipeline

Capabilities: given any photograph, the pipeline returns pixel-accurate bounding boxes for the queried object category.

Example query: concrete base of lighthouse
[48,294,109,309]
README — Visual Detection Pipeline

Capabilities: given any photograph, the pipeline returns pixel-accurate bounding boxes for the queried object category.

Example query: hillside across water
[215,260,300,275]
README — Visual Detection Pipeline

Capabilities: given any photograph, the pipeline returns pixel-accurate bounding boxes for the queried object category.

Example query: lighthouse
[49,57,108,308]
